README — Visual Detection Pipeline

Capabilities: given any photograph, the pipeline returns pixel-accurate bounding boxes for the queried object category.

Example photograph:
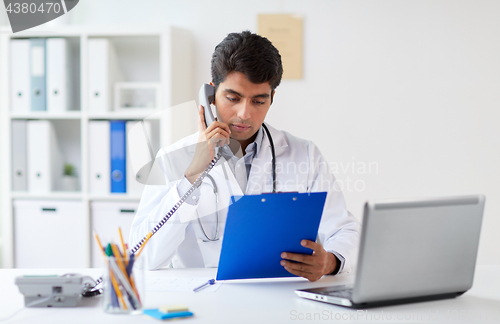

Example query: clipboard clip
[262,191,299,194]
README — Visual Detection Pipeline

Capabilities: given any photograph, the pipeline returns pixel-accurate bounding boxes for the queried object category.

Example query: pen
[193,279,215,292]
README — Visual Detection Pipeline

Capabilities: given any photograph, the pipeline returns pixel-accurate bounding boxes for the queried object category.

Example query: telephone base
[23,295,80,308]
[15,273,97,307]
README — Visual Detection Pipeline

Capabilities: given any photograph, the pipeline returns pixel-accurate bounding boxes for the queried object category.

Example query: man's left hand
[281,240,337,282]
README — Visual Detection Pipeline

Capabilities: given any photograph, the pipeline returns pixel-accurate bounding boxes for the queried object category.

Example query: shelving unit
[0,25,198,268]
[10,111,82,119]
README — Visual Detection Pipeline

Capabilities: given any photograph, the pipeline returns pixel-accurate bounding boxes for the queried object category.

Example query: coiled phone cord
[83,151,223,296]
[130,150,222,253]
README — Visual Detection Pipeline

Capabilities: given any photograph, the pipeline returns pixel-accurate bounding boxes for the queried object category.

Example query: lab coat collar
[261,122,289,149]
[184,122,288,195]
[246,122,288,194]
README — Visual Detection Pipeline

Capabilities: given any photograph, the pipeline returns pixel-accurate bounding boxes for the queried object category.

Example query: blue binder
[30,38,46,111]
[110,121,126,193]
[216,192,327,280]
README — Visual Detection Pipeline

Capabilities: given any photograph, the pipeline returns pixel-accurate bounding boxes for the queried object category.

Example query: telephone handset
[199,83,216,127]
[199,83,230,153]
[84,84,225,296]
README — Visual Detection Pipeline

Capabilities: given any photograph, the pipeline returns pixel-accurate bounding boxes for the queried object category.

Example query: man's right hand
[184,105,231,184]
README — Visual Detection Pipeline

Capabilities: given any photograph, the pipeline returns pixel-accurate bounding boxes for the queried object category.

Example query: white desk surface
[1,265,499,324]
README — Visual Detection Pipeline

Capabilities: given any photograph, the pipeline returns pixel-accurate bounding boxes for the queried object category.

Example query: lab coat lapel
[211,157,244,197]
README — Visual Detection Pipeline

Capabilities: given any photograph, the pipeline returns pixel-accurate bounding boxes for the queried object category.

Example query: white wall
[11,0,500,265]
[0,8,8,268]
[0,3,7,26]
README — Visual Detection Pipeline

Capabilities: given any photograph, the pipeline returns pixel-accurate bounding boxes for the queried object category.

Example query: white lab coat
[130,123,360,273]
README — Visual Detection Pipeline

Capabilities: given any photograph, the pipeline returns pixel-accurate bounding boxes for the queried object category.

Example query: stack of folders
[10,38,74,112]
[11,120,63,192]
[89,120,154,195]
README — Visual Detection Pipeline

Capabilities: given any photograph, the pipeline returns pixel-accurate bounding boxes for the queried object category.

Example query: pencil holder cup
[103,255,144,314]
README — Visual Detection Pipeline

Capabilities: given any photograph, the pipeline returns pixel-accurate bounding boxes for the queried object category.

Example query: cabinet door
[14,200,87,268]
[91,201,138,267]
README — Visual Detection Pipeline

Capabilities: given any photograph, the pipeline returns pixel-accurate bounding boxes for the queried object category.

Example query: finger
[207,133,230,148]
[283,266,308,278]
[300,240,324,253]
[206,127,230,140]
[206,130,230,147]
[210,136,228,149]
[206,135,228,154]
[283,266,321,282]
[205,121,231,136]
[281,252,315,265]
[280,260,314,274]
[206,129,231,146]
[198,105,208,132]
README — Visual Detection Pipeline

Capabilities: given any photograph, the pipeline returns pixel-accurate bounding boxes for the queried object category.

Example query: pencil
[111,243,129,281]
[118,227,129,266]
[135,232,152,258]
[94,232,106,257]
[129,274,141,304]
[109,267,127,310]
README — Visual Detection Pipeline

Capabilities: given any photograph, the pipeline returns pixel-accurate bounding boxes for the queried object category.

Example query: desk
[1,266,499,323]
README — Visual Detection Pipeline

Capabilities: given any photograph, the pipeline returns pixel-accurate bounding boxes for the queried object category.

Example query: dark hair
[211,31,283,93]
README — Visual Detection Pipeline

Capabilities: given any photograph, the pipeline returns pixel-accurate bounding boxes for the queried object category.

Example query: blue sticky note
[143,309,194,320]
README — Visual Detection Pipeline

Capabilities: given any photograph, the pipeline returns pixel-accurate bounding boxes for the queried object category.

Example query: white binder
[89,121,110,194]
[14,200,87,268]
[30,38,47,111]
[11,120,27,191]
[27,120,62,192]
[91,201,138,267]
[88,39,122,113]
[126,120,154,195]
[10,39,31,113]
[46,38,72,112]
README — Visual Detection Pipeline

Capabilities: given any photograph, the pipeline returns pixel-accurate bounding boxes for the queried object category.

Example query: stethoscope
[196,123,277,242]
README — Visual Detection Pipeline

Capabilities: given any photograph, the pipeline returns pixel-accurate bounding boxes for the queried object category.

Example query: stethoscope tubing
[196,123,277,242]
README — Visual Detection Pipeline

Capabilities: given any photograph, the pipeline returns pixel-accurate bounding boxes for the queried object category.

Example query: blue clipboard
[216,192,327,280]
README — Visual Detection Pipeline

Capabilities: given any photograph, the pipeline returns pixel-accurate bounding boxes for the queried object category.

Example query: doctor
[130,31,359,281]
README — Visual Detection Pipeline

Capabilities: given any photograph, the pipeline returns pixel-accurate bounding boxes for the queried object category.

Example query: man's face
[212,72,273,143]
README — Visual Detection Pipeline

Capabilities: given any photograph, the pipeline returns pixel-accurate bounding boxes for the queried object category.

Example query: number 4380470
[5,2,63,14]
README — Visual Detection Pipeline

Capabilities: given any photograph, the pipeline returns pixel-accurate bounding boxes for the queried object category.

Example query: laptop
[295,195,485,308]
